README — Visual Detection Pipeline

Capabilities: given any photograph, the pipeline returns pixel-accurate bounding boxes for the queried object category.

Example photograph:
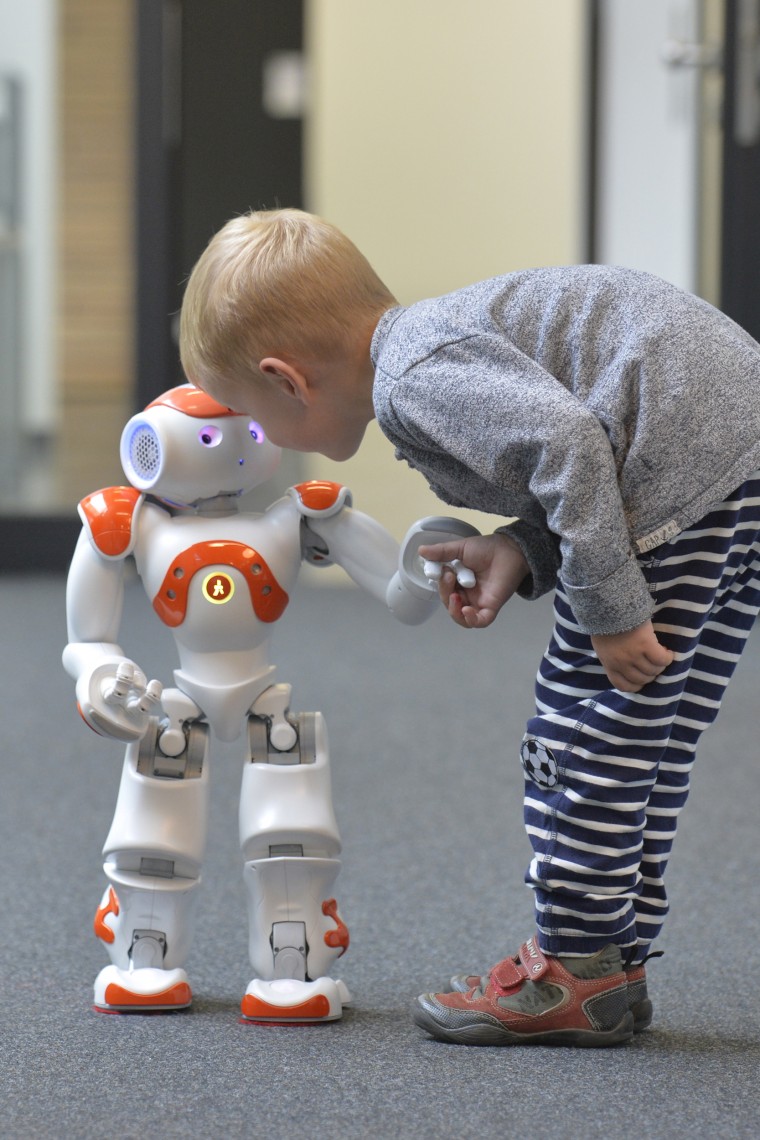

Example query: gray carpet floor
[2,572,760,1139]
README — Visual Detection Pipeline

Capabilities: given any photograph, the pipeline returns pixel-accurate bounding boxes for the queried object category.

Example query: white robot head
[120,385,282,505]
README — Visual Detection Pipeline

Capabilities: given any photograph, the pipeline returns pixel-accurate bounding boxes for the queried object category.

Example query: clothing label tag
[636,520,680,553]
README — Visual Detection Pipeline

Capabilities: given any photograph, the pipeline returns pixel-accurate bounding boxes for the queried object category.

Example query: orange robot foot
[93,965,192,1013]
[240,977,351,1024]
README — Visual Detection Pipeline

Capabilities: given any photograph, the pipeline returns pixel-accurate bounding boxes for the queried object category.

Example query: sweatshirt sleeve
[385,333,655,635]
[493,517,560,600]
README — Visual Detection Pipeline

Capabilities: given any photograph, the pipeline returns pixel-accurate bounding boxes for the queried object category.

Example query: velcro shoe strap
[491,936,550,993]
[519,936,550,980]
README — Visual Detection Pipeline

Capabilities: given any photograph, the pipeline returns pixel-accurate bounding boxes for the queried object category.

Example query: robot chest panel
[137,518,299,634]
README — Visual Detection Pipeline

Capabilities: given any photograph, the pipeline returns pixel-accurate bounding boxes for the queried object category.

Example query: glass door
[0,0,134,541]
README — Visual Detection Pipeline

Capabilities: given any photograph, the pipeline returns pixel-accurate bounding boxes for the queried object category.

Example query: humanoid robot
[63,384,476,1022]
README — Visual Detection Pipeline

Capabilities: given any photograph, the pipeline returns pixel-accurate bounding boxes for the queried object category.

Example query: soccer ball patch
[521,737,559,788]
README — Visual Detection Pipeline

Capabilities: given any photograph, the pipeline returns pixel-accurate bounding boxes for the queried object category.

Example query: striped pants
[522,474,760,962]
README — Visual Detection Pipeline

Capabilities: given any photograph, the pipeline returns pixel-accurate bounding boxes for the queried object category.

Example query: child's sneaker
[414,935,634,1047]
[447,948,658,1032]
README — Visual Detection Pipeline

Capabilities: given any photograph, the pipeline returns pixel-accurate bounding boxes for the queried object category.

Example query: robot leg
[239,694,350,1022]
[92,717,210,1012]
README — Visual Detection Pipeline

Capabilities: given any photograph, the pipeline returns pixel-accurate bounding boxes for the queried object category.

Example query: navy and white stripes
[522,474,760,962]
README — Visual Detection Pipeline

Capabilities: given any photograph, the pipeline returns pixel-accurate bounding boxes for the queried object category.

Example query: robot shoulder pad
[78,486,144,559]
[287,480,353,519]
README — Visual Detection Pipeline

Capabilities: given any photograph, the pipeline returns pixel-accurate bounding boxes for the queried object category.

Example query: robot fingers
[422,558,476,589]
[130,678,164,715]
[103,664,163,716]
[421,559,443,582]
[102,661,141,705]
[451,560,476,588]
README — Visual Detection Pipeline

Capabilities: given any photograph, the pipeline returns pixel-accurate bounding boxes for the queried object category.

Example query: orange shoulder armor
[288,480,353,518]
[78,486,143,558]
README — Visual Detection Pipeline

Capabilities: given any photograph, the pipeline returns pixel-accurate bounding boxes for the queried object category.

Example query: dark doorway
[135,0,305,410]
[721,0,760,342]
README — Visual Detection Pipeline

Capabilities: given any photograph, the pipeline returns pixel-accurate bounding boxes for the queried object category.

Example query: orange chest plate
[153,541,289,627]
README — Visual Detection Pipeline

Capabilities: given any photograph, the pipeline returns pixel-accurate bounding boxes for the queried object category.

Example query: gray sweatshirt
[370,265,760,635]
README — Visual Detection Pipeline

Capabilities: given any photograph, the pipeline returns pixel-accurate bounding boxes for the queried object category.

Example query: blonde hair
[179,208,396,388]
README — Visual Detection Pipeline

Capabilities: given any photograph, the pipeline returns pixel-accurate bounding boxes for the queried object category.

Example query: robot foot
[93,965,192,1014]
[240,977,351,1024]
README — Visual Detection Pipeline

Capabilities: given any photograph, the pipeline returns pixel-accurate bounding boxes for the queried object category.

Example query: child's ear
[259,357,311,403]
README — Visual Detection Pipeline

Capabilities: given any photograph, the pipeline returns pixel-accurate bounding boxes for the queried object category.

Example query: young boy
[180,208,760,1047]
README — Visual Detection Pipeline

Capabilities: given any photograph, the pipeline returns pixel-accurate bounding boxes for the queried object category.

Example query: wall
[303,0,589,545]
[57,0,135,501]
[0,0,57,434]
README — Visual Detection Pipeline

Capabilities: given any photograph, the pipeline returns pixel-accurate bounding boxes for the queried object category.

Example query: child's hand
[417,533,529,629]
[591,621,674,692]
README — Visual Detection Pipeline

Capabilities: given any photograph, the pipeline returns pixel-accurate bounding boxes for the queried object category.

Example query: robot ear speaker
[124,424,162,483]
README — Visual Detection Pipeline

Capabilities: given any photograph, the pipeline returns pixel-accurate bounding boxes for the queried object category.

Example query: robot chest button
[202,571,236,605]
[153,541,289,627]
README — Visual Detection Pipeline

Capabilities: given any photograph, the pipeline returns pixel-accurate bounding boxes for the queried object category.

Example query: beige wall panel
[303,0,588,552]
[58,0,134,403]
[56,0,135,502]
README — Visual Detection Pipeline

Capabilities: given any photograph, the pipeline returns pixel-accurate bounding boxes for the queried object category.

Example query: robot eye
[248,420,265,443]
[199,425,223,447]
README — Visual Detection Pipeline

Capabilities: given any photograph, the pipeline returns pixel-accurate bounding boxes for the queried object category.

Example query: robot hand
[386,516,481,624]
[74,654,163,743]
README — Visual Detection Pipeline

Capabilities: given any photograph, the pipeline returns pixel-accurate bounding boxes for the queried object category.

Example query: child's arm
[417,532,529,628]
[420,531,674,693]
[591,621,674,692]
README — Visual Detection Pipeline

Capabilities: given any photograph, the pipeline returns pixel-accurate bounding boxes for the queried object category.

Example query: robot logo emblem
[202,571,235,605]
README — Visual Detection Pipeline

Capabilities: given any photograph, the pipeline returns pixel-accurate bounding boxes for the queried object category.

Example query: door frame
[720,0,760,340]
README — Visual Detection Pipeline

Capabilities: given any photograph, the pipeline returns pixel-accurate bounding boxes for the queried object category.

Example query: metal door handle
[661,40,722,69]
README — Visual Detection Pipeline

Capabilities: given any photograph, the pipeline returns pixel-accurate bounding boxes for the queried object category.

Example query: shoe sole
[414,1000,635,1047]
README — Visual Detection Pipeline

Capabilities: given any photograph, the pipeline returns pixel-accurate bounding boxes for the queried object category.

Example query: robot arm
[291,482,478,625]
[303,508,399,602]
[289,481,399,601]
[64,526,161,743]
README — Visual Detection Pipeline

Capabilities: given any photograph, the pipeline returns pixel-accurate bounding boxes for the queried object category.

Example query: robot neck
[156,493,242,518]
